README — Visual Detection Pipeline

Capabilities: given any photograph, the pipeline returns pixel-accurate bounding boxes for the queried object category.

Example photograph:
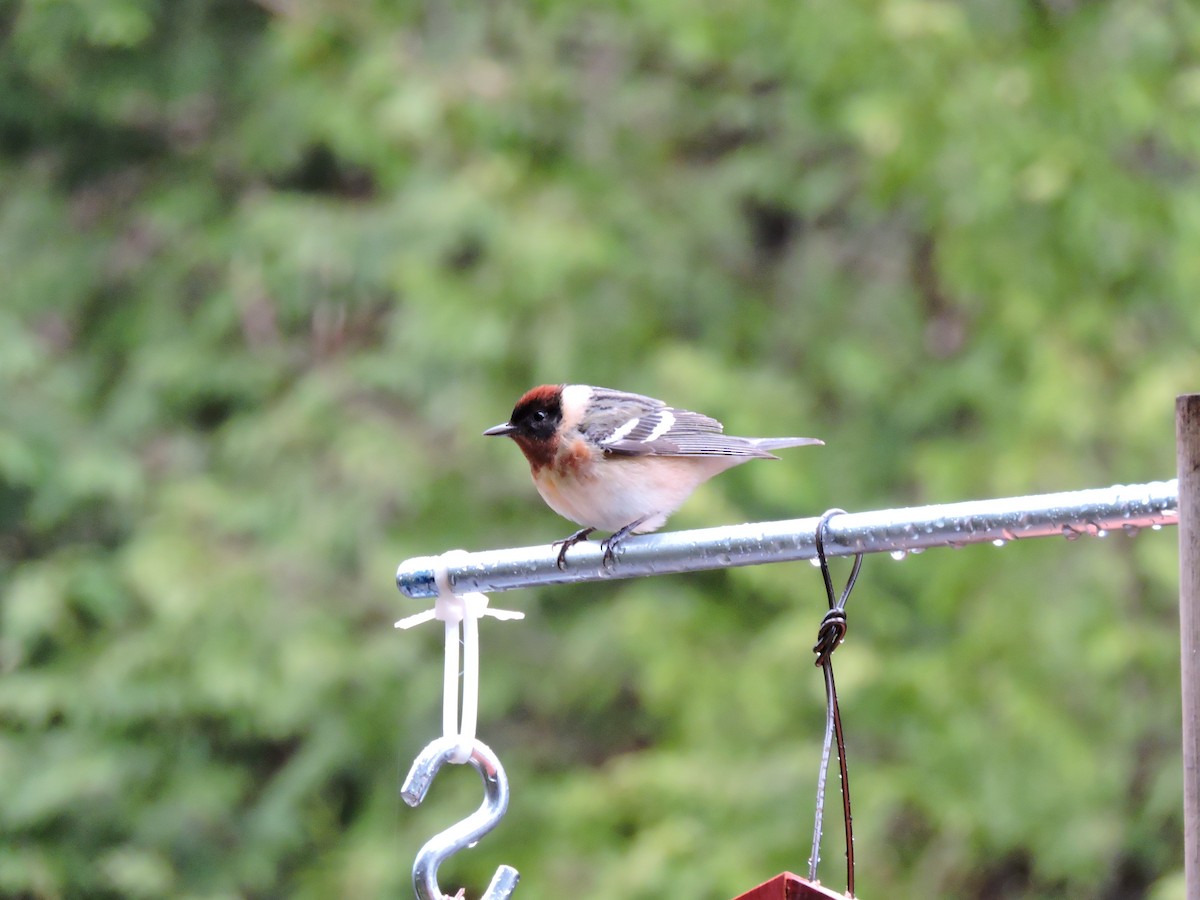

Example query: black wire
[814,508,863,614]
[808,508,861,897]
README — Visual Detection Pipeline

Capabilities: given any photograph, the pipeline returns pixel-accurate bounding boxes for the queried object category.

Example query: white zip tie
[395,550,524,764]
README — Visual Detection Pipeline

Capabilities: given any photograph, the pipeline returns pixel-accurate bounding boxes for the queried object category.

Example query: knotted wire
[807,509,863,896]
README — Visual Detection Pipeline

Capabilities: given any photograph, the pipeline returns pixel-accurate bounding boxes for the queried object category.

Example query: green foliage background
[1,0,1196,897]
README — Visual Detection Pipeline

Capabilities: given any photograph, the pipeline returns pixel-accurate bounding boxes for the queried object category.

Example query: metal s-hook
[402,736,520,900]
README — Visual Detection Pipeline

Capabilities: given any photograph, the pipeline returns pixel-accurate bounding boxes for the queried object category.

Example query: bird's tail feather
[751,436,824,452]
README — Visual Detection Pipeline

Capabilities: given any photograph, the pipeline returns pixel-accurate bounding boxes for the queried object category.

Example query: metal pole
[396,480,1178,599]
[1178,396,1200,900]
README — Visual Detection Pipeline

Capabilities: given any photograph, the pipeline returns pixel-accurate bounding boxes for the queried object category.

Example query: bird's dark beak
[483,422,516,437]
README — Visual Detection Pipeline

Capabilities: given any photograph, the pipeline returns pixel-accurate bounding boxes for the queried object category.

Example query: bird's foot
[552,527,595,570]
[599,517,650,567]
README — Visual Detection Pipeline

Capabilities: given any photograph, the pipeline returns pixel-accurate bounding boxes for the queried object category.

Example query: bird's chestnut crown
[506,386,563,442]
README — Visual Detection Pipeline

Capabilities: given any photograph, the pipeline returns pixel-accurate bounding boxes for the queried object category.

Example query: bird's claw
[597,516,649,569]
[552,517,650,569]
[598,535,624,568]
[552,527,595,570]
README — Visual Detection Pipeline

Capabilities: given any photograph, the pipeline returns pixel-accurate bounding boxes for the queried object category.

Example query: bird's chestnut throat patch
[513,432,557,472]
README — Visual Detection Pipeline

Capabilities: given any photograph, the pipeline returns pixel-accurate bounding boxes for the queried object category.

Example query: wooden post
[1178,394,1200,900]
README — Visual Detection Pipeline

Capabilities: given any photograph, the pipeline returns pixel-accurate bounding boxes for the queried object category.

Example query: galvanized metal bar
[1177,395,1200,900]
[396,479,1178,599]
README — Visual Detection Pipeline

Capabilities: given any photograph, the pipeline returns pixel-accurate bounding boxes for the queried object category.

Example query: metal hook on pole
[402,735,520,900]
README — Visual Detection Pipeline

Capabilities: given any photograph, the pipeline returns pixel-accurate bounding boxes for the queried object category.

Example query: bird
[484,384,823,568]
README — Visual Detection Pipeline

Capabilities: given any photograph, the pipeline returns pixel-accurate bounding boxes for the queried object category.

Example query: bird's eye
[532,410,548,422]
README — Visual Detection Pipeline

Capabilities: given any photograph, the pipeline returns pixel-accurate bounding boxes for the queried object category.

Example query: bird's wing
[581,389,775,459]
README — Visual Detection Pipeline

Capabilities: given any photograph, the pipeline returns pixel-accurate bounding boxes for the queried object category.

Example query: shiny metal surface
[402,736,520,900]
[396,480,1178,599]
